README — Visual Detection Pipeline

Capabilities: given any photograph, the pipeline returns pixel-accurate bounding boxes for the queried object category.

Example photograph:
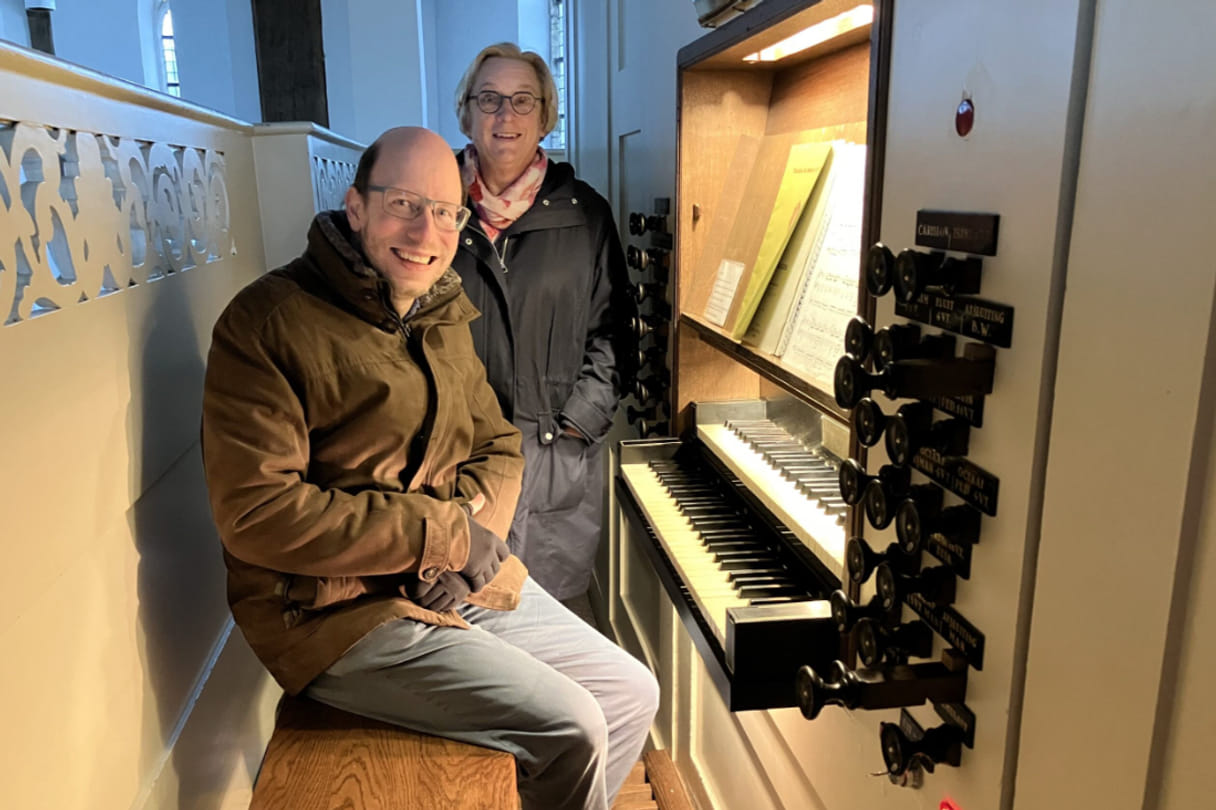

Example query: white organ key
[620,462,750,646]
[697,423,847,573]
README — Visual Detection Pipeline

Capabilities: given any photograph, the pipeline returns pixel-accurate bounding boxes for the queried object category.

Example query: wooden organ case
[600,1,1199,809]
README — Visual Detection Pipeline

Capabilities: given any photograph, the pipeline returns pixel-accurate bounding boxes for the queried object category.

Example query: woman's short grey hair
[454,42,559,139]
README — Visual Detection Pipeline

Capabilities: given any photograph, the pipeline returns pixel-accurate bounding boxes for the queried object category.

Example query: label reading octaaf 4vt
[704,259,745,326]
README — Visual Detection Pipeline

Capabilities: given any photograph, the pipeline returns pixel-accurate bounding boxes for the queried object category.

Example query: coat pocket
[527,429,588,514]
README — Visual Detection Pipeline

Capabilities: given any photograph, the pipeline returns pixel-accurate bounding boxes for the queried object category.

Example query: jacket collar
[456,155,585,239]
[307,210,469,327]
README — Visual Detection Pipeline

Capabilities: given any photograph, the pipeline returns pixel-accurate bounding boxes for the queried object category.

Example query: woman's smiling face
[469,57,544,187]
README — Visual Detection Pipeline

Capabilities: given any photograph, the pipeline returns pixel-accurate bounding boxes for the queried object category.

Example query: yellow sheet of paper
[730,141,832,339]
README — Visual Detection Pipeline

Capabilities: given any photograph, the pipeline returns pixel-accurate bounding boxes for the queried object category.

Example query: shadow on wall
[128,271,266,808]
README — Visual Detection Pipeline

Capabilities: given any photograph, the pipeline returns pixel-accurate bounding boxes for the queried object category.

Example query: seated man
[201,126,658,810]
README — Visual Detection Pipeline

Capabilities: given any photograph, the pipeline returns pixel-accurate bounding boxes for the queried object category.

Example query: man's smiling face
[345,129,462,312]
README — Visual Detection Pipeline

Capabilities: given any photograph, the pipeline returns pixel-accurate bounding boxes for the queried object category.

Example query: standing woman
[452,43,634,601]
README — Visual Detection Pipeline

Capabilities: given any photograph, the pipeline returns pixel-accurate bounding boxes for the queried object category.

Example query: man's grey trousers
[306,577,661,810]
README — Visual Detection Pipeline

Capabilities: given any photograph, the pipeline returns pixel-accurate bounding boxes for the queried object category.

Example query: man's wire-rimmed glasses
[366,185,471,232]
[467,90,542,116]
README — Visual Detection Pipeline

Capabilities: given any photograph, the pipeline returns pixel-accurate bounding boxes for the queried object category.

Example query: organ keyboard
[616,400,848,711]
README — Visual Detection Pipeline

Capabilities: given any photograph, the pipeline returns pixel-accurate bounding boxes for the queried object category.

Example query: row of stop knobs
[626,211,673,437]
[794,242,990,779]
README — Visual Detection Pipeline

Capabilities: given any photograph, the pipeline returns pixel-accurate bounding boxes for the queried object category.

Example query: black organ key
[719,557,779,571]
[702,541,758,553]
[876,562,957,611]
[738,583,805,600]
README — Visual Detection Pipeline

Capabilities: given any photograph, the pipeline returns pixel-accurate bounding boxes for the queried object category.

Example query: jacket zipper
[477,229,510,274]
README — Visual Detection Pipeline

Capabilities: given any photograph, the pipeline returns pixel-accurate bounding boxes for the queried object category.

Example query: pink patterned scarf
[461,144,548,242]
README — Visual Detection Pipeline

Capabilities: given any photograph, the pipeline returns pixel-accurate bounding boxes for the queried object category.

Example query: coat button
[465,238,472,245]
[541,199,550,206]
[543,431,554,442]
[422,566,440,580]
[571,198,578,205]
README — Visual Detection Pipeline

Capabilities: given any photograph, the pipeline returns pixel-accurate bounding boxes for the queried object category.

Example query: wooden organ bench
[249,696,520,810]
[249,696,692,810]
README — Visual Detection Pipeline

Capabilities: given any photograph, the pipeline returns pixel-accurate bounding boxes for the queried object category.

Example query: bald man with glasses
[201,127,658,810]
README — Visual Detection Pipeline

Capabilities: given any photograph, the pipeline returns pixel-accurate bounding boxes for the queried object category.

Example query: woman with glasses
[451,43,634,604]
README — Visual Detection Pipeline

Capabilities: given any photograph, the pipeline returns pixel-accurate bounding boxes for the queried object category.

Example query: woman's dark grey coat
[452,157,634,600]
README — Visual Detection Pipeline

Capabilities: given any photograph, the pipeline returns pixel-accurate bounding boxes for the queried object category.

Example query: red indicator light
[940,799,962,810]
[955,98,974,137]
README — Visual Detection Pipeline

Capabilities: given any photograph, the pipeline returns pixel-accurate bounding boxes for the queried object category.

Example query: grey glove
[460,519,510,593]
[405,571,471,612]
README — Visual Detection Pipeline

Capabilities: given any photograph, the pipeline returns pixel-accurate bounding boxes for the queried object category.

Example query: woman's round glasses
[468,90,541,116]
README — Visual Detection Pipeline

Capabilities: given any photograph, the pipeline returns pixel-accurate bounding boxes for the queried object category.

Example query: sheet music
[780,144,866,392]
[705,258,745,326]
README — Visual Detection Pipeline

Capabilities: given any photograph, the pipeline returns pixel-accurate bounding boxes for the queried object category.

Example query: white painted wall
[1016,1,1216,807]
[2,0,259,122]
[426,0,519,147]
[322,0,428,145]
[54,0,147,85]
[602,0,702,226]
[517,0,548,58]
[321,0,356,136]
[0,0,28,46]
[0,41,277,810]
[419,0,440,131]
[173,0,261,122]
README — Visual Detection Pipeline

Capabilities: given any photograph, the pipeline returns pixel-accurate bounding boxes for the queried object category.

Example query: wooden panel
[677,69,773,297]
[766,41,871,134]
[673,321,762,433]
[680,313,848,422]
[251,697,519,810]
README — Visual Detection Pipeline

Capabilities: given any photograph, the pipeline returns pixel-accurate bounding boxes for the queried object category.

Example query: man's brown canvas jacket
[202,212,526,695]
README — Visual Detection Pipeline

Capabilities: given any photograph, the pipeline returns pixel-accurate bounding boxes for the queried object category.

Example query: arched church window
[158,2,180,97]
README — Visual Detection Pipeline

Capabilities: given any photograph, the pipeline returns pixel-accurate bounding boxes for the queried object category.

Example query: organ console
[615,400,849,710]
[603,2,1207,808]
